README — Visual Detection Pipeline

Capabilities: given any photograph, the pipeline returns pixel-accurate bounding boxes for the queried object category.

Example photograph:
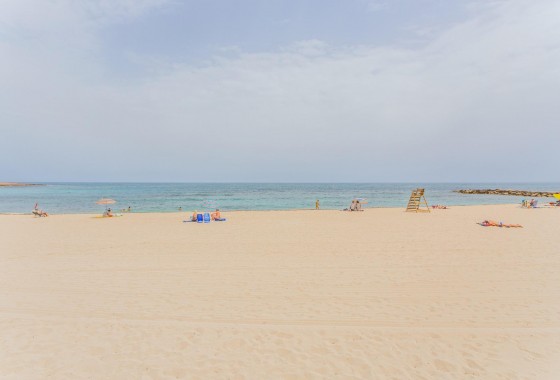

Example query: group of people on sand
[191,209,222,222]
[521,199,539,208]
[345,199,364,211]
[521,198,560,208]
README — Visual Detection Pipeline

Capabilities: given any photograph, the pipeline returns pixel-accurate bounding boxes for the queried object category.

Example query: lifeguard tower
[406,188,430,212]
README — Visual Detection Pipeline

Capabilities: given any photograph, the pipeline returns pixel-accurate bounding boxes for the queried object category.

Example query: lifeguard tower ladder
[406,188,430,212]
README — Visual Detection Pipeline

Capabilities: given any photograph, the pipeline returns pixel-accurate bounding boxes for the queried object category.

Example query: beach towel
[214,218,227,221]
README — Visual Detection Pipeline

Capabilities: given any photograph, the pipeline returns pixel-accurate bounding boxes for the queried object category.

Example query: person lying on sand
[432,205,449,209]
[480,220,522,228]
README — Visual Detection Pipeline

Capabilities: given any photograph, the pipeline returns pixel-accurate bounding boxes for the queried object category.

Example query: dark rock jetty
[455,189,559,197]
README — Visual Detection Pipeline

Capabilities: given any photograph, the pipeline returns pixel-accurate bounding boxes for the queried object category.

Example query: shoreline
[0,203,524,216]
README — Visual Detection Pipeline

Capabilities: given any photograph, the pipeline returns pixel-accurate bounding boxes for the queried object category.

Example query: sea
[1,183,559,214]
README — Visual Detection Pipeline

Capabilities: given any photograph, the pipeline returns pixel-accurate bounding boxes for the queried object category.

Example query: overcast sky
[1,0,559,182]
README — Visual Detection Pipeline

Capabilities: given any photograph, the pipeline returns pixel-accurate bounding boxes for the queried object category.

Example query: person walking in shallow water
[315,200,320,210]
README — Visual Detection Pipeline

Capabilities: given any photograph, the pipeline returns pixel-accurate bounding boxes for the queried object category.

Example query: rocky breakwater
[455,189,559,197]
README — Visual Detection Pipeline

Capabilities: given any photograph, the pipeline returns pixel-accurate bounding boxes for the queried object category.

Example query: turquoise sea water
[1,183,559,214]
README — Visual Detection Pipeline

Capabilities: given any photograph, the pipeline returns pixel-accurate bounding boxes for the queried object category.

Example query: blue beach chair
[203,212,211,223]
[196,213,203,223]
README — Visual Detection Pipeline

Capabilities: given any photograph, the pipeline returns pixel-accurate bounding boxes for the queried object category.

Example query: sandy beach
[1,204,559,379]
[0,182,42,187]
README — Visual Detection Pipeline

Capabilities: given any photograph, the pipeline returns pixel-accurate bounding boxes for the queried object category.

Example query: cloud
[0,0,170,29]
[1,0,559,181]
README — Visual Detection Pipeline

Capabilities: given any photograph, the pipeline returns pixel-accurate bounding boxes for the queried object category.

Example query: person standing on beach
[315,200,320,210]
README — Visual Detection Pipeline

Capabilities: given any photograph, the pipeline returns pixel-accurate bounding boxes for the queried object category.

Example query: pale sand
[0,182,42,187]
[1,205,559,379]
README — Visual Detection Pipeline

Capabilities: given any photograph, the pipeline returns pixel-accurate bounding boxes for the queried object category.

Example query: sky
[1,0,559,182]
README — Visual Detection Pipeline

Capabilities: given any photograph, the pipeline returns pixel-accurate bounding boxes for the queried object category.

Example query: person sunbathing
[211,209,221,220]
[103,208,114,217]
[191,211,198,222]
[481,220,522,228]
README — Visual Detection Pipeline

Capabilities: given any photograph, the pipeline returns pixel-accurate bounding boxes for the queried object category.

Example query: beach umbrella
[554,194,560,200]
[96,198,116,211]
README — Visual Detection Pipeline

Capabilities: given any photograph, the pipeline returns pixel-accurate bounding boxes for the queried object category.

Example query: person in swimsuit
[211,209,221,220]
